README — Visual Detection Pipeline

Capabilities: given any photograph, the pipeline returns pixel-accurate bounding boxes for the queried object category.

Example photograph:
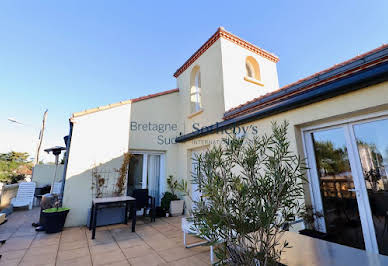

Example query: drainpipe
[59,120,73,206]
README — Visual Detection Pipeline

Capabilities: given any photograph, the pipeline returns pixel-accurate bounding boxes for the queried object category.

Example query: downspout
[59,120,73,206]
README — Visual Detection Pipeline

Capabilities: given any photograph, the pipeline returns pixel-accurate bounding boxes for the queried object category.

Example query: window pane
[312,127,365,250]
[246,62,253,77]
[127,154,143,196]
[354,118,388,255]
[147,155,161,205]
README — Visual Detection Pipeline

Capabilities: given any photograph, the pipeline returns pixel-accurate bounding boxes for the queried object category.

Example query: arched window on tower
[190,66,202,113]
[244,56,263,86]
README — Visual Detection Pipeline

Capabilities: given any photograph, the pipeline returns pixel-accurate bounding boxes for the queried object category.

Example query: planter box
[299,229,328,240]
[43,209,69,233]
[169,199,184,216]
[87,206,126,227]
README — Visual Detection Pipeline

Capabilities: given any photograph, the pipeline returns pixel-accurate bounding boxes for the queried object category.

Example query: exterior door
[352,118,388,255]
[127,152,165,206]
[147,154,161,205]
[306,127,367,250]
[304,119,385,254]
[127,154,144,196]
[191,149,205,210]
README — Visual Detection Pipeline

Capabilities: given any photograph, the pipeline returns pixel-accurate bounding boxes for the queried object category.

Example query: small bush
[191,121,307,265]
[161,192,178,211]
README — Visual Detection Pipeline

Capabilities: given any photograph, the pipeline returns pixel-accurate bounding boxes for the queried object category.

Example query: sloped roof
[71,88,179,118]
[176,44,388,143]
[224,44,388,119]
[173,27,279,78]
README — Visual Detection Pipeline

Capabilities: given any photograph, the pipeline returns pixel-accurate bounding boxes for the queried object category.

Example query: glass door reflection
[312,127,365,250]
[353,118,388,255]
[127,154,144,196]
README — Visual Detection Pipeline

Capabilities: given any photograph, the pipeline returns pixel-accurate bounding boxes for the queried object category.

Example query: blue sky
[0,0,387,162]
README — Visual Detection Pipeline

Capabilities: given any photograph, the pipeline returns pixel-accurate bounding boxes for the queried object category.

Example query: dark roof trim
[60,120,73,204]
[224,45,388,119]
[176,60,388,143]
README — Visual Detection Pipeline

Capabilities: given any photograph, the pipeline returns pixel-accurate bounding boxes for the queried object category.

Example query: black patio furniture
[89,196,136,239]
[132,189,156,222]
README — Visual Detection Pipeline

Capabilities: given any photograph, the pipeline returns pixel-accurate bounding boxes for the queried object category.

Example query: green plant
[191,121,307,265]
[0,151,32,184]
[166,175,187,198]
[161,192,178,211]
[43,207,70,213]
[91,167,105,198]
[43,194,69,212]
[115,152,132,196]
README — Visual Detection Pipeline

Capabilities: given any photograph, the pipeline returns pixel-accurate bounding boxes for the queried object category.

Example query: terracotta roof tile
[224,44,388,119]
[71,88,179,119]
[131,88,179,103]
[173,27,279,78]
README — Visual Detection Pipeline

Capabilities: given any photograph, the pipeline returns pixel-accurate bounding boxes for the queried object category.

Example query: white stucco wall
[63,90,182,226]
[32,164,64,188]
[129,91,181,192]
[63,104,131,226]
[176,36,280,137]
[176,38,226,135]
[220,37,280,111]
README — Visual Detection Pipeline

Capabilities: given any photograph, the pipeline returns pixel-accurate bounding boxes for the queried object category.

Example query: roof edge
[173,27,279,78]
[176,60,388,143]
[71,88,179,119]
[225,44,388,118]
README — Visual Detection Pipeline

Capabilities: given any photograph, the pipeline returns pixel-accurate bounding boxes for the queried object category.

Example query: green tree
[0,151,32,184]
[313,141,350,176]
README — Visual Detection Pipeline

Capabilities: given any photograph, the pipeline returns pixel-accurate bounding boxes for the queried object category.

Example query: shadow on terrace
[0,207,211,266]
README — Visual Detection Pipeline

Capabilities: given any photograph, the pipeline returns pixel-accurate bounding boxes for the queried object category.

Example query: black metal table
[89,196,136,239]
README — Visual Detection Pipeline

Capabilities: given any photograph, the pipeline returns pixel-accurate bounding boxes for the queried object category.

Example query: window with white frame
[190,67,202,114]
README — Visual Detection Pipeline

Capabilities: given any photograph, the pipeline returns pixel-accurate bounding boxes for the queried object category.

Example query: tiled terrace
[0,208,211,266]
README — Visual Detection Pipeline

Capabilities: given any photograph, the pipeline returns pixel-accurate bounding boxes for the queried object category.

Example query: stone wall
[0,183,19,208]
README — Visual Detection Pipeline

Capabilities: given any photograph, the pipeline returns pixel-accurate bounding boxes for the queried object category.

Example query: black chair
[132,189,156,222]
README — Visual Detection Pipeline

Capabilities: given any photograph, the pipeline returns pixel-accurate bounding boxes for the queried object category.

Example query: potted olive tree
[191,121,307,265]
[166,175,187,216]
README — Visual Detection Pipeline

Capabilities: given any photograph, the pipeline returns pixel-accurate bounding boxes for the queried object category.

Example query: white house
[61,27,388,256]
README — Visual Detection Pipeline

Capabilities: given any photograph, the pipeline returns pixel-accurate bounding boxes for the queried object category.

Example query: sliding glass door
[147,154,161,205]
[353,119,388,255]
[310,127,365,250]
[191,150,204,210]
[127,152,165,206]
[127,154,144,196]
[304,116,388,255]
